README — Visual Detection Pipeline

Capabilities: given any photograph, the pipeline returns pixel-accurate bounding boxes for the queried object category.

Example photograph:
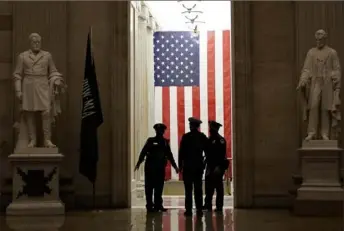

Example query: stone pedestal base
[7,201,64,216]
[6,148,65,216]
[6,215,65,231]
[293,140,343,216]
[293,200,342,216]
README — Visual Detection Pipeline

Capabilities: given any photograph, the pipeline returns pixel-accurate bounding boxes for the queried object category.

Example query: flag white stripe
[199,31,208,134]
[215,30,224,136]
[155,87,163,124]
[184,87,193,134]
[169,87,178,180]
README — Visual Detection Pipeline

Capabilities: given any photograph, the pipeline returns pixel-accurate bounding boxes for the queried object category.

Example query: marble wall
[233,1,344,208]
[0,1,13,195]
[0,1,131,209]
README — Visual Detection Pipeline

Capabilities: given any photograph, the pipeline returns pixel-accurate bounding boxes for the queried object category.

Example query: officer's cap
[153,123,167,131]
[188,117,202,125]
[209,120,222,130]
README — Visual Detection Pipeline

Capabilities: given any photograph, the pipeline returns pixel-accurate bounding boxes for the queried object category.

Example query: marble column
[135,2,150,182]
[146,16,155,138]
[232,1,254,208]
[110,1,131,207]
[129,2,136,193]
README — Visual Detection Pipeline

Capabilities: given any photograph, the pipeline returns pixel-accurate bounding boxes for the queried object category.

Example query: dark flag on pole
[79,28,103,184]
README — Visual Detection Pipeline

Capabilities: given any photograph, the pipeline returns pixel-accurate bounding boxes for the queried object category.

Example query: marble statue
[12,33,66,149]
[297,29,341,141]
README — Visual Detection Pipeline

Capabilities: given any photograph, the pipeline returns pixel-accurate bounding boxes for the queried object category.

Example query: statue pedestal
[6,148,65,216]
[293,140,343,216]
[6,215,65,231]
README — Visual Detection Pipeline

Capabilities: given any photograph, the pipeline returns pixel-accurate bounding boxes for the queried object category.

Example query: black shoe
[156,207,168,212]
[184,211,192,216]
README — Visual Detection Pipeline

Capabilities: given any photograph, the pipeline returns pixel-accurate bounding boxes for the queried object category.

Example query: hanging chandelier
[178,0,205,33]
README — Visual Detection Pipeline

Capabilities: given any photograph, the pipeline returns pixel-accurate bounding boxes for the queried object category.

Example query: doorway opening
[129,1,233,210]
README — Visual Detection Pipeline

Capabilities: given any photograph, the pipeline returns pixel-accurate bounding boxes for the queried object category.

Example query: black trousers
[183,170,203,212]
[204,169,224,209]
[144,167,165,209]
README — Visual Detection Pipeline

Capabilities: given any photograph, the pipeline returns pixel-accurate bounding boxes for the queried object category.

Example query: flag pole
[89,25,97,212]
[80,24,102,213]
[92,181,96,210]
[89,26,93,54]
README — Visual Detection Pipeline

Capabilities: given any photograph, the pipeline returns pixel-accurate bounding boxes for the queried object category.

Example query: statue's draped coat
[300,46,341,132]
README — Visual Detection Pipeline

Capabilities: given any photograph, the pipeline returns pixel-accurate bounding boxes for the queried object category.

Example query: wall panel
[251,2,297,197]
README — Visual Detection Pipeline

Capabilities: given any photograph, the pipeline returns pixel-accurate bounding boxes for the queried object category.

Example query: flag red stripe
[177,87,185,180]
[223,30,232,178]
[178,212,185,231]
[162,87,171,180]
[163,210,171,231]
[192,87,200,119]
[207,31,216,125]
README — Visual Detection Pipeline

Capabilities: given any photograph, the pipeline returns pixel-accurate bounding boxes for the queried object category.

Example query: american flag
[154,30,232,181]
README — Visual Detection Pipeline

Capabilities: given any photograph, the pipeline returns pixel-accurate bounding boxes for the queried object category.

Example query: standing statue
[13,33,66,149]
[297,29,341,141]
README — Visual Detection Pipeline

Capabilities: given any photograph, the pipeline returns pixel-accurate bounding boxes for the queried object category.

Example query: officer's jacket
[178,130,208,170]
[206,134,227,170]
[136,136,177,170]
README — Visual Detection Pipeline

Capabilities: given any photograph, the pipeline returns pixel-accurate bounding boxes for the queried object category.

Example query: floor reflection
[145,209,232,231]
[0,208,341,231]
[132,195,234,209]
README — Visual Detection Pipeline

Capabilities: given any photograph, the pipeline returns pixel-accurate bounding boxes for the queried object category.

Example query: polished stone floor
[132,196,234,209]
[0,196,342,231]
[0,208,342,231]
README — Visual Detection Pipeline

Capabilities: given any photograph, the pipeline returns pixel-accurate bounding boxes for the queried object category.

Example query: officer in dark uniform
[179,117,208,216]
[135,123,179,212]
[203,120,228,212]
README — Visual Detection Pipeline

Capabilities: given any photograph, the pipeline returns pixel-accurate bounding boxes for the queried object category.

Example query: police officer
[203,120,228,212]
[135,123,179,212]
[179,117,208,216]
